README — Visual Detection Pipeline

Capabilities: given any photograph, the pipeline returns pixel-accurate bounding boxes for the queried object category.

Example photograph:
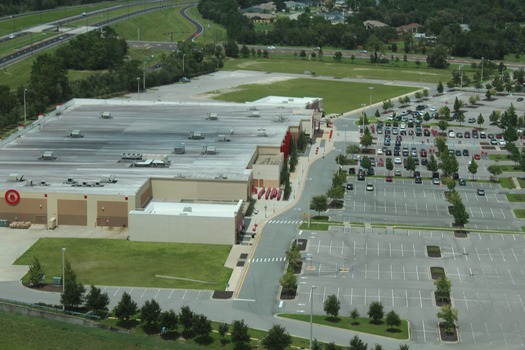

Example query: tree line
[0,0,111,16]
[0,28,224,130]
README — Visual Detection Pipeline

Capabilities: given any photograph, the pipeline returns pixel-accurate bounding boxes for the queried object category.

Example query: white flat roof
[135,201,241,218]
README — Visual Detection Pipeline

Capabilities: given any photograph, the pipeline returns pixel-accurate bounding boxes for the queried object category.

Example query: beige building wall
[129,212,235,245]
[150,178,249,202]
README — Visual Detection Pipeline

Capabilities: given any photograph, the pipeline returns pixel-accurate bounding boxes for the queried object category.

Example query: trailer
[189,131,204,140]
[257,188,266,199]
[67,129,83,138]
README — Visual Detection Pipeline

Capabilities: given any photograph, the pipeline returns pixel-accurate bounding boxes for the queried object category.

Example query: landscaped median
[278,313,409,340]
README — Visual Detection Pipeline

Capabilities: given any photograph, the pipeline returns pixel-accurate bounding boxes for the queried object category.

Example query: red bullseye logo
[5,189,20,205]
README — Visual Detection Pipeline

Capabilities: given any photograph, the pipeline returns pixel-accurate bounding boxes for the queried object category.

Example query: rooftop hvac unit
[40,151,56,160]
[257,128,268,137]
[8,173,24,182]
[100,175,117,183]
[100,111,112,119]
[67,129,83,138]
[188,131,204,140]
[202,145,216,155]
[217,134,230,142]
[207,112,219,120]
[174,144,186,154]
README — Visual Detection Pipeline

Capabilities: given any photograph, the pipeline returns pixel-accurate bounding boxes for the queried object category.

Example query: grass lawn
[212,78,417,114]
[299,223,329,230]
[519,178,525,188]
[506,193,525,202]
[14,238,232,289]
[498,177,515,189]
[497,164,522,172]
[223,56,453,84]
[488,154,511,161]
[515,209,525,219]
[279,314,409,340]
[0,1,125,36]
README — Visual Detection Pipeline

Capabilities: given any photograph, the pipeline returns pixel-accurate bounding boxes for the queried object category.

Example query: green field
[223,56,454,84]
[279,314,410,340]
[14,238,232,289]
[515,209,525,219]
[212,78,417,114]
[506,193,525,202]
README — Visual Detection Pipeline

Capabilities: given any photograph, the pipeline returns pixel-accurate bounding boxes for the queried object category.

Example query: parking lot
[282,227,525,347]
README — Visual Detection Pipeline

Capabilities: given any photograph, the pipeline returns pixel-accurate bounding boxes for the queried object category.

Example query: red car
[420,149,427,158]
[474,154,481,160]
[386,176,393,182]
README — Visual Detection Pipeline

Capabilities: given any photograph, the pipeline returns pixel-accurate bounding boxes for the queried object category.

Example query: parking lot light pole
[23,88,27,124]
[309,285,316,350]
[368,86,374,114]
[306,178,312,227]
[62,248,66,311]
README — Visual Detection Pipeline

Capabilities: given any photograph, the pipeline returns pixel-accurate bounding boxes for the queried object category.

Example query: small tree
[192,314,212,341]
[346,144,360,159]
[27,256,45,288]
[179,305,194,333]
[350,308,360,325]
[385,310,401,330]
[438,120,449,134]
[427,154,439,174]
[279,269,297,293]
[451,197,469,229]
[113,292,138,322]
[323,294,341,319]
[218,322,228,340]
[84,285,109,312]
[468,158,478,179]
[286,241,302,271]
[141,299,161,326]
[477,113,484,128]
[437,305,458,335]
[160,309,178,333]
[437,81,444,94]
[360,156,372,171]
[487,164,502,181]
[349,335,368,350]
[446,178,456,191]
[261,324,292,350]
[360,133,373,150]
[230,319,251,350]
[310,195,328,215]
[368,301,384,324]
[405,156,416,176]
[60,259,85,310]
[385,158,393,175]
[434,276,452,303]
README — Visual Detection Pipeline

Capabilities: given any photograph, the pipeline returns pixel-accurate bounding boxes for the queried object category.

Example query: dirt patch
[439,323,459,342]
[427,245,442,258]
[292,261,303,274]
[434,291,451,306]
[454,230,468,238]
[280,288,297,300]
[430,267,445,280]
[296,238,308,251]
[212,290,233,299]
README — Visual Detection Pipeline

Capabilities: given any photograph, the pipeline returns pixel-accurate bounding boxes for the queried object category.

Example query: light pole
[143,62,146,90]
[480,57,484,84]
[306,178,312,227]
[23,88,27,124]
[309,285,316,350]
[137,77,140,100]
[368,86,374,114]
[61,247,66,311]
[182,54,186,75]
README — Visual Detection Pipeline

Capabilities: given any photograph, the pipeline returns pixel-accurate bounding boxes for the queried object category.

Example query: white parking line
[470,322,476,344]
[515,324,524,346]
[501,323,508,346]
[365,241,368,255]
[378,288,381,303]
[168,289,174,299]
[378,242,380,256]
[390,264,393,280]
[477,292,483,311]
[500,248,506,262]
[365,263,368,279]
[451,246,456,260]
[519,293,525,312]
[350,287,353,305]
[405,290,408,307]
[401,243,404,257]
[389,243,392,257]
[341,241,344,255]
[463,291,469,310]
[113,287,120,297]
[377,264,380,279]
[422,320,426,342]
[504,294,511,312]
[419,289,423,307]
[487,248,493,261]
[413,244,416,257]
[475,247,481,261]
[353,241,356,256]
[154,289,160,299]
[141,288,147,298]
[329,240,333,254]
[416,265,419,281]
[485,323,492,345]
[457,267,462,283]
[364,287,367,305]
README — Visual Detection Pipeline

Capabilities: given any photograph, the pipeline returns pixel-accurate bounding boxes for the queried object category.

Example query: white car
[448,131,455,138]
[430,106,437,112]
[498,139,507,146]
[366,183,374,191]
[394,157,402,164]
[377,149,383,155]
[267,46,276,50]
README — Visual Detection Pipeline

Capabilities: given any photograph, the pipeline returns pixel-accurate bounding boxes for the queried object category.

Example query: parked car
[468,117,476,123]
[349,167,356,174]
[459,178,466,186]
[490,138,498,145]
[464,131,471,138]
[366,183,374,191]
[386,176,393,182]
[477,188,485,196]
[346,183,354,190]
[433,178,440,185]
[462,149,470,156]
[474,154,481,160]
[394,157,402,164]
[448,130,455,138]
[415,176,422,184]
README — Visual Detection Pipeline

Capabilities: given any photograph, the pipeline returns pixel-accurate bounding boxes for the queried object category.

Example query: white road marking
[422,320,427,342]
[168,289,174,299]
[401,243,404,257]
[154,289,160,299]
[499,248,506,262]
[405,290,408,307]
[487,248,493,262]
[113,287,120,297]
[457,267,462,283]
[485,323,492,345]
[470,322,476,344]
[463,291,469,310]
[416,265,419,281]
[391,289,394,307]
[403,265,406,280]
[419,289,422,307]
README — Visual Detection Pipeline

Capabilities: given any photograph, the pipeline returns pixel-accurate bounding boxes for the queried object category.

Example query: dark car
[415,176,422,184]
[459,178,466,186]
[455,149,462,156]
[518,98,523,102]
[385,149,392,156]
[464,131,471,138]
[432,171,440,179]
[346,183,354,190]
[348,167,356,174]
[421,158,428,166]
[358,172,365,181]
[462,149,470,156]
[452,172,459,180]
[394,149,400,156]
[413,171,421,178]
[367,168,375,176]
